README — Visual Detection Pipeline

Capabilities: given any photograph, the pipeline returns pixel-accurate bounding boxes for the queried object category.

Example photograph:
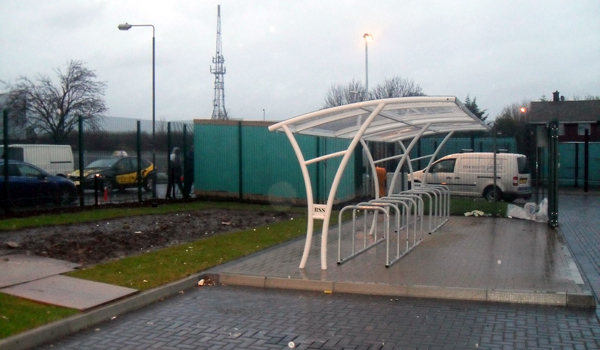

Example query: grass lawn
[0,293,79,339]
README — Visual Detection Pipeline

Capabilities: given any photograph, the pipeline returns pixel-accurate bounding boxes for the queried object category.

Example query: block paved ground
[556,193,600,318]
[37,285,600,350]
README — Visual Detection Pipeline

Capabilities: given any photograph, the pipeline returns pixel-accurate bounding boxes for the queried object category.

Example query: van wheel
[483,186,502,201]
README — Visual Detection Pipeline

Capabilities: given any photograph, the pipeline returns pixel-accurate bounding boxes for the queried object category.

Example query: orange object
[375,167,386,197]
[103,187,109,201]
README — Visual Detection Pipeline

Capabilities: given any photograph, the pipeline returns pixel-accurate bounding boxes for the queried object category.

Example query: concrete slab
[0,275,137,310]
[0,254,80,288]
[209,216,594,307]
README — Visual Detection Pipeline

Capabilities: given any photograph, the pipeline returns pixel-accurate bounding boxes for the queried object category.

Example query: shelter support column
[319,103,387,269]
[281,126,316,269]
[388,123,432,195]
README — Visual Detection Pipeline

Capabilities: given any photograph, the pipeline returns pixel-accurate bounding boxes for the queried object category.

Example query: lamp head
[363,33,373,42]
[118,23,132,31]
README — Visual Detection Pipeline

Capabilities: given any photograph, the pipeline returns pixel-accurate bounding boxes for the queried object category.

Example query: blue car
[0,160,78,207]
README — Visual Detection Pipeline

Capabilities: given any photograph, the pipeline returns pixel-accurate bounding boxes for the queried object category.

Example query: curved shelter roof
[268,96,490,270]
[269,96,489,142]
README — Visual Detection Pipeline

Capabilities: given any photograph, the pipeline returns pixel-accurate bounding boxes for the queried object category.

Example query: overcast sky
[1,1,598,123]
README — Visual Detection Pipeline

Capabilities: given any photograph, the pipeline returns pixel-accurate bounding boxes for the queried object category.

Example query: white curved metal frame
[269,96,489,270]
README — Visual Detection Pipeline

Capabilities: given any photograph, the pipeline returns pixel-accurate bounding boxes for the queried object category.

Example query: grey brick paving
[558,194,600,312]
[38,285,600,350]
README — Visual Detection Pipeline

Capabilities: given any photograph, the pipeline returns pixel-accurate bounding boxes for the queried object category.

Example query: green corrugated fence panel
[321,137,355,201]
[240,125,316,200]
[558,143,600,186]
[409,137,518,169]
[194,122,356,202]
[195,124,240,193]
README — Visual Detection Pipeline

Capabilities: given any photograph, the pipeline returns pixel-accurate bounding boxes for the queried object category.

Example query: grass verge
[0,293,79,339]
[66,217,310,290]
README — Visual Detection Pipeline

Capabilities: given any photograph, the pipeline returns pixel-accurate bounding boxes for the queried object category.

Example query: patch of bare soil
[0,209,296,266]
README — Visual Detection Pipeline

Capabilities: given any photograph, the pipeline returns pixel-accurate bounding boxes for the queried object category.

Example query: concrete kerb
[216,273,595,308]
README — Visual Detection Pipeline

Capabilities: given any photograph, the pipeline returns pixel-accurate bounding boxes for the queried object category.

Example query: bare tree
[370,76,424,99]
[572,94,600,101]
[323,76,424,109]
[4,60,107,143]
[323,79,367,108]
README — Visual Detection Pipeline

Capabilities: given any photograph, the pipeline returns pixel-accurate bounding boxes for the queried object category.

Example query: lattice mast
[210,5,228,120]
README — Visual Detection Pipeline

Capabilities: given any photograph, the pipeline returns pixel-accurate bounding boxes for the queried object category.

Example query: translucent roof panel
[269,96,489,142]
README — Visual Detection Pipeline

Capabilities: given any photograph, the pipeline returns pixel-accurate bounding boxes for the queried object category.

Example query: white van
[0,144,74,177]
[409,152,532,202]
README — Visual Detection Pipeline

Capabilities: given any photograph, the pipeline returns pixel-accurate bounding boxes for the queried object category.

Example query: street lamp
[118,22,157,199]
[363,33,373,93]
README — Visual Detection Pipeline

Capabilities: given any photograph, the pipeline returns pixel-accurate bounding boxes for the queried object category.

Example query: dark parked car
[68,157,155,192]
[0,160,78,207]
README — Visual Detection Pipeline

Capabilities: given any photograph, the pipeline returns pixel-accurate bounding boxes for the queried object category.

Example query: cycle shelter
[269,96,490,270]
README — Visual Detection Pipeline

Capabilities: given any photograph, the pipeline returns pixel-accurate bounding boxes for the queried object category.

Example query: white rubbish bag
[507,198,548,222]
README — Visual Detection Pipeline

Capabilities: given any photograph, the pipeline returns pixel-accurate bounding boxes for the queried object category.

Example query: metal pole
[152,30,157,200]
[78,116,85,207]
[238,121,243,200]
[584,129,589,192]
[574,143,579,188]
[3,110,9,214]
[137,120,142,202]
[167,122,172,198]
[493,131,498,215]
[365,38,369,93]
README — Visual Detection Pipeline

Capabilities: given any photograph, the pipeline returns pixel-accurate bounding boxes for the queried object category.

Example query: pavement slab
[0,275,137,310]
[210,216,591,306]
[0,254,80,288]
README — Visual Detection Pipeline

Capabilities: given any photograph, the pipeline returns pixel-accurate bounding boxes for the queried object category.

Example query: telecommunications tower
[210,5,228,120]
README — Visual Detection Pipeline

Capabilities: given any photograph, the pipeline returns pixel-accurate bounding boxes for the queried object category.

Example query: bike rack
[369,196,421,267]
[337,204,389,265]
[399,185,450,233]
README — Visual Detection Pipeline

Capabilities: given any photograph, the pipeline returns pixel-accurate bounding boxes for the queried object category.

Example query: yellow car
[68,157,155,192]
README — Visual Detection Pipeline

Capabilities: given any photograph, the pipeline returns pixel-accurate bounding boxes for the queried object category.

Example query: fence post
[238,121,243,200]
[3,110,9,214]
[137,121,142,202]
[167,122,172,199]
[78,115,85,207]
[584,129,589,192]
[493,131,498,216]
[316,137,321,203]
[182,124,187,199]
[574,143,579,188]
[548,121,559,227]
[470,132,475,151]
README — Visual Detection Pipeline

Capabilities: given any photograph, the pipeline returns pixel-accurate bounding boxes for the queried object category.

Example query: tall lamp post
[363,33,373,94]
[118,23,157,199]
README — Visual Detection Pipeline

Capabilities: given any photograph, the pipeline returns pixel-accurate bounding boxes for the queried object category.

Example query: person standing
[183,147,195,199]
[166,147,183,199]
